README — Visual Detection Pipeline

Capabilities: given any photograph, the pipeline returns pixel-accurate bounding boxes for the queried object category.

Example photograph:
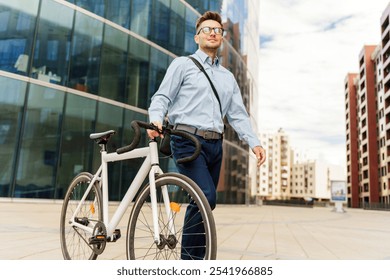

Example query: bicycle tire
[60,172,103,260]
[126,173,217,260]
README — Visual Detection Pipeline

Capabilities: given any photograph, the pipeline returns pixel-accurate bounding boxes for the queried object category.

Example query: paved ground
[1,198,390,260]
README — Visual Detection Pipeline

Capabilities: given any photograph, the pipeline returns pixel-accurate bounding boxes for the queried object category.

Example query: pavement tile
[1,200,390,260]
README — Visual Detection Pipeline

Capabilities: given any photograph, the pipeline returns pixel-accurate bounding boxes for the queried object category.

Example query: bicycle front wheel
[126,173,217,260]
[60,172,103,260]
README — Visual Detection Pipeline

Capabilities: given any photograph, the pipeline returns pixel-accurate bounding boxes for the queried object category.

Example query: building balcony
[384,70,390,89]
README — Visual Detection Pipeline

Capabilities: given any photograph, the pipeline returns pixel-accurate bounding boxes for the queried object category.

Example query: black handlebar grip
[116,120,201,164]
[116,120,142,154]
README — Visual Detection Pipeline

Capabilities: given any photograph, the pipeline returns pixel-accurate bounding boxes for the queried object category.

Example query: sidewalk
[1,199,390,260]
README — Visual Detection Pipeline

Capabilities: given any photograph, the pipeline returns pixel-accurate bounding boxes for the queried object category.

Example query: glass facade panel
[186,0,210,14]
[131,0,152,39]
[99,24,128,102]
[127,36,150,109]
[94,102,124,201]
[69,11,103,94]
[184,8,197,54]
[0,0,39,75]
[210,0,223,12]
[106,0,131,29]
[32,0,73,86]
[150,0,170,50]
[148,48,169,107]
[14,85,65,198]
[0,77,26,197]
[218,143,248,204]
[76,0,105,17]
[55,94,96,199]
[169,1,185,55]
[119,110,149,199]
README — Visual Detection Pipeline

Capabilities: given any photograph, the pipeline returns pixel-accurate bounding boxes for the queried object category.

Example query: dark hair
[195,11,222,32]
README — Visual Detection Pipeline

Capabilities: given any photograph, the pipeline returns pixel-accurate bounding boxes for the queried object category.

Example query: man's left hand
[253,146,266,167]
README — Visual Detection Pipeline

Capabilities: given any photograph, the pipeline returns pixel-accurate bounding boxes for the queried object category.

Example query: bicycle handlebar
[116,120,201,164]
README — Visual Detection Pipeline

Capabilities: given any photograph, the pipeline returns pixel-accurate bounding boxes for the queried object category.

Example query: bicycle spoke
[127,173,216,260]
[60,173,102,260]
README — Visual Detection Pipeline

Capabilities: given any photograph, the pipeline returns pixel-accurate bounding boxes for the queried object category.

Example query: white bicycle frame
[69,140,174,245]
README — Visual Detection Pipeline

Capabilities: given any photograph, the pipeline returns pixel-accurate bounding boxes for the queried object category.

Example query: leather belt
[173,124,222,140]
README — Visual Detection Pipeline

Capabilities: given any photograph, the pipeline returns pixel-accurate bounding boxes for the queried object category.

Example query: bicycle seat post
[99,143,107,153]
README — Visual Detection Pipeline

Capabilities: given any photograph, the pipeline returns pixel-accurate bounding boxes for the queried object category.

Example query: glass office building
[0,0,260,203]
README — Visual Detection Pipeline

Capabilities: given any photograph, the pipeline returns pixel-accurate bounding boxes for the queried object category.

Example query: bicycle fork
[149,168,176,245]
[148,147,176,246]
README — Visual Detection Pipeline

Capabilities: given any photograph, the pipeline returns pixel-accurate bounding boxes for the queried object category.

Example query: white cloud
[258,0,389,166]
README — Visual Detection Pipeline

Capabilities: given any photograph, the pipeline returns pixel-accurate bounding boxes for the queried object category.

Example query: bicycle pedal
[109,229,121,242]
[89,234,106,245]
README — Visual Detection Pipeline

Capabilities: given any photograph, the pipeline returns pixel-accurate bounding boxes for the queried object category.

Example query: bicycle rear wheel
[126,173,217,260]
[60,172,103,260]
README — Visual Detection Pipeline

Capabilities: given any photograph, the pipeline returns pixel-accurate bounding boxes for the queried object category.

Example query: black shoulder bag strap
[188,56,223,117]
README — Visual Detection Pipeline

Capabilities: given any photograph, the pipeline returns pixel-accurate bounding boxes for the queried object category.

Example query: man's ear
[194,34,199,44]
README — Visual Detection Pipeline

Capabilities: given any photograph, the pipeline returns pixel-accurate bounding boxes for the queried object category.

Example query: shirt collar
[195,49,219,66]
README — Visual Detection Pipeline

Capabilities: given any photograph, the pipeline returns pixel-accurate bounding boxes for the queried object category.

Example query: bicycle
[60,120,217,260]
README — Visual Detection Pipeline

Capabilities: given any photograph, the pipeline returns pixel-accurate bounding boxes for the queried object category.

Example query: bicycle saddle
[89,130,116,144]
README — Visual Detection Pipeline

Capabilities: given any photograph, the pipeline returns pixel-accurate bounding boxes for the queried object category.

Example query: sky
[257,0,390,167]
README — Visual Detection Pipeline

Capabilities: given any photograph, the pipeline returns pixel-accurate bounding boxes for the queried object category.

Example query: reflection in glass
[106,0,131,29]
[218,142,248,204]
[55,94,96,199]
[99,25,128,102]
[31,0,73,86]
[94,102,124,201]
[151,0,170,49]
[169,1,185,55]
[184,8,197,55]
[131,0,152,39]
[148,48,168,108]
[119,110,148,199]
[69,11,103,94]
[0,77,27,197]
[127,36,150,109]
[210,0,223,12]
[76,0,105,17]
[0,0,39,75]
[15,84,65,198]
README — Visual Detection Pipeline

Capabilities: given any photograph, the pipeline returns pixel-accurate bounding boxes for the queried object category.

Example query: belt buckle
[203,130,215,140]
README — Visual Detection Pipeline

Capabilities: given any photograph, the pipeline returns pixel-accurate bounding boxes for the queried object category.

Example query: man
[147,11,266,259]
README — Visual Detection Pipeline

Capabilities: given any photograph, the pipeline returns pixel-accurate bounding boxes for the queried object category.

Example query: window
[0,77,27,196]
[55,94,96,198]
[0,0,39,75]
[15,84,65,198]
[99,25,128,103]
[31,0,73,86]
[106,0,131,28]
[69,11,103,94]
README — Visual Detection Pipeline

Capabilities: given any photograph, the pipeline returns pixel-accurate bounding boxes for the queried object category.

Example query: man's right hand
[147,121,163,139]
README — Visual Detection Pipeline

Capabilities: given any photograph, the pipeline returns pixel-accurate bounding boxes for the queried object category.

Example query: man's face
[194,19,223,51]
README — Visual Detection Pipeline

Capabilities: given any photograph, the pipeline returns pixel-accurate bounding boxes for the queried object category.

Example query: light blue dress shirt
[148,49,261,149]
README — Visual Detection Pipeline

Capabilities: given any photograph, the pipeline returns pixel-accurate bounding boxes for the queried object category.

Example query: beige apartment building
[290,161,344,201]
[257,129,291,200]
[255,128,345,202]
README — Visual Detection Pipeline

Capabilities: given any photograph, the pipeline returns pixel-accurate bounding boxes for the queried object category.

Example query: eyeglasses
[197,26,224,35]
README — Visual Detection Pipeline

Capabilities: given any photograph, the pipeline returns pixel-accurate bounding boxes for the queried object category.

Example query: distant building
[290,161,345,201]
[344,2,390,208]
[257,129,291,200]
[255,128,345,202]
